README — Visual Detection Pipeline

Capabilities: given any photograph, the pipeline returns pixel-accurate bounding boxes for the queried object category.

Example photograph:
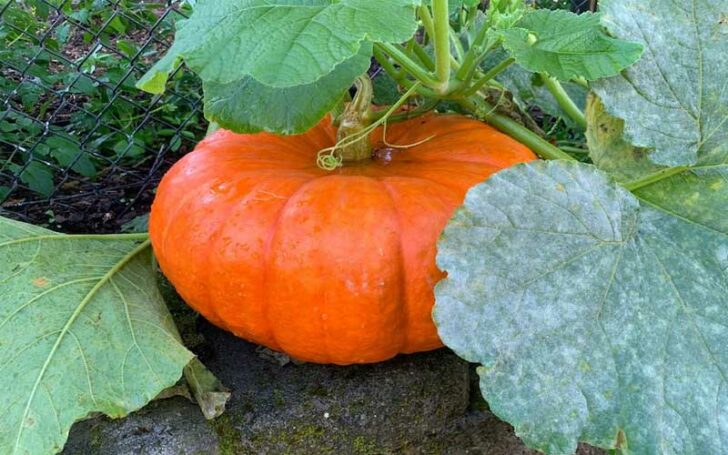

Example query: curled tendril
[316,149,343,170]
[381,122,435,149]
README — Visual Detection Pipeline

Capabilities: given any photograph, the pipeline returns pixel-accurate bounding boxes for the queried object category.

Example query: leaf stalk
[459,94,576,161]
[461,57,515,96]
[373,46,440,98]
[375,43,440,88]
[432,0,452,94]
[541,75,587,129]
[622,166,689,191]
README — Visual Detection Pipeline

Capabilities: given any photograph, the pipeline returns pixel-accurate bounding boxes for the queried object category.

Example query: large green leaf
[587,91,728,238]
[434,159,728,455]
[0,217,193,455]
[435,158,728,454]
[592,0,728,167]
[138,0,418,92]
[203,45,370,134]
[501,10,643,81]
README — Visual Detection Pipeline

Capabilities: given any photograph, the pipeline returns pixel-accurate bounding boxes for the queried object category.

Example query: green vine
[432,0,452,93]
[622,166,689,191]
[541,75,587,129]
[458,95,576,161]
[367,3,584,162]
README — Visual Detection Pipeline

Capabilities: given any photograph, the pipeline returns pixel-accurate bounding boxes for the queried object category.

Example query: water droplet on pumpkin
[211,182,230,194]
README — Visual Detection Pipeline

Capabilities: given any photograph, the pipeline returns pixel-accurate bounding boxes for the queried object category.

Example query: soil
[0,151,178,233]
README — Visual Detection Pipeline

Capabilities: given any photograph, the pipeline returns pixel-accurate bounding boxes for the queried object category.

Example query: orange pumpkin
[150,114,535,364]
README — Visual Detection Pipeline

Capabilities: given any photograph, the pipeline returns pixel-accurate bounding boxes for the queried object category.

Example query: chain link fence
[0,0,595,233]
[0,0,204,232]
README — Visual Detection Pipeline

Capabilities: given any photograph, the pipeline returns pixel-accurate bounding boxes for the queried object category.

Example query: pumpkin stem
[337,75,374,163]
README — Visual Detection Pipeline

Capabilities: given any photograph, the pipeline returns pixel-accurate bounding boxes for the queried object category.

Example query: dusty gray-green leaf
[587,91,728,212]
[434,160,728,455]
[203,46,370,135]
[138,0,417,92]
[501,10,643,81]
[588,92,727,235]
[0,217,193,455]
[592,0,728,167]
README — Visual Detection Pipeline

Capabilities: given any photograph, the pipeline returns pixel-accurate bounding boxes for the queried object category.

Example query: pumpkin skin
[150,113,535,364]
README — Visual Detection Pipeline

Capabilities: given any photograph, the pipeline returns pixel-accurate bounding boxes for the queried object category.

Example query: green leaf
[0,218,193,455]
[136,49,182,95]
[120,214,150,234]
[372,70,402,106]
[501,10,643,81]
[184,358,231,420]
[203,45,370,134]
[45,136,97,178]
[18,161,54,197]
[137,0,418,92]
[485,0,525,32]
[585,94,661,181]
[591,0,728,167]
[434,160,728,455]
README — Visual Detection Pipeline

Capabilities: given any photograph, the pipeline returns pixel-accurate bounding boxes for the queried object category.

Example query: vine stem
[459,94,576,161]
[559,145,589,154]
[449,25,465,62]
[622,166,688,191]
[373,46,440,98]
[0,232,149,248]
[412,43,435,70]
[455,10,489,80]
[318,81,423,170]
[542,75,586,129]
[375,43,440,88]
[432,0,451,93]
[206,121,220,136]
[461,57,515,96]
[418,5,435,43]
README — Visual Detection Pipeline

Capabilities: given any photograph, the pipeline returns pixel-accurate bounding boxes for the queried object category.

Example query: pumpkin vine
[13,1,724,455]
